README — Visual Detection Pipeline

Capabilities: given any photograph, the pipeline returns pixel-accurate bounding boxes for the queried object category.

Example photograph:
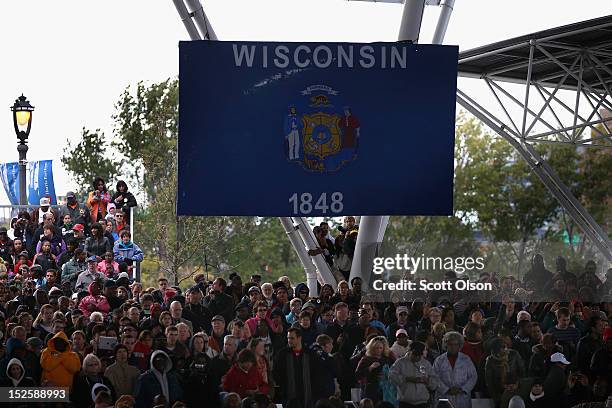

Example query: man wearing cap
[59,191,91,225]
[390,329,411,358]
[386,305,416,345]
[543,352,571,406]
[184,286,212,333]
[70,224,86,248]
[32,196,59,226]
[75,256,105,292]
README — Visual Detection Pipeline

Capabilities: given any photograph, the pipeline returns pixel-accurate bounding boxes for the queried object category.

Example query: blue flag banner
[28,160,57,205]
[0,162,20,205]
[178,41,458,216]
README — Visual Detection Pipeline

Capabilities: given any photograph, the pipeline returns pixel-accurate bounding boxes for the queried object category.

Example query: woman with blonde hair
[355,336,396,403]
[71,353,116,406]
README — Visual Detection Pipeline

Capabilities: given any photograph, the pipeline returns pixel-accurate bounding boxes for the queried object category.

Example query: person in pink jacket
[246,301,281,335]
[78,280,110,317]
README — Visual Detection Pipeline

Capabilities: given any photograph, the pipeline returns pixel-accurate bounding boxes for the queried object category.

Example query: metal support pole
[293,217,337,293]
[351,0,451,288]
[172,0,201,40]
[398,0,426,42]
[279,218,318,295]
[17,143,28,205]
[183,0,218,40]
[432,0,455,44]
[349,216,386,287]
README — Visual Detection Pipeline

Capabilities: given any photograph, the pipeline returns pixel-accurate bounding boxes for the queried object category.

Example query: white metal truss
[459,43,612,148]
[457,21,612,262]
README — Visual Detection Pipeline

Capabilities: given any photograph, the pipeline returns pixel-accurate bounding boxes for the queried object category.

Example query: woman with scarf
[484,338,526,408]
[355,336,396,404]
[104,344,140,398]
[71,353,116,406]
[248,337,273,397]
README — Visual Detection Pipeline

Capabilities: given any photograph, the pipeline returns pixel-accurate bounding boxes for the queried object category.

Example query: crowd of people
[0,181,611,408]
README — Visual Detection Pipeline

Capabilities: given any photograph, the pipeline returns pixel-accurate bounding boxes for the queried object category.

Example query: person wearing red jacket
[78,280,110,317]
[222,349,269,398]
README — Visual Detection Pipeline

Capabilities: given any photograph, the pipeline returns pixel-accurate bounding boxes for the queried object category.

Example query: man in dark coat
[273,327,318,408]
[202,278,234,323]
[183,286,212,333]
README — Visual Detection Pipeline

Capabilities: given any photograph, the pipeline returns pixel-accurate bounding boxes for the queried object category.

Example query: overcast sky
[0,0,610,205]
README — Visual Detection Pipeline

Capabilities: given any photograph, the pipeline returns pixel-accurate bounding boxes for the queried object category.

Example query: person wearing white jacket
[389,341,438,408]
[433,331,477,408]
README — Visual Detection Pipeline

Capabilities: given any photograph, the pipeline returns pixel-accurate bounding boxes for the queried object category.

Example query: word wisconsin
[232,44,411,69]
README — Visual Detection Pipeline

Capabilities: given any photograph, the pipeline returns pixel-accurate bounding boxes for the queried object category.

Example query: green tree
[61,127,119,196]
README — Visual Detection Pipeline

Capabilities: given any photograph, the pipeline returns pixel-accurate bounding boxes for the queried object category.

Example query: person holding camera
[87,177,111,222]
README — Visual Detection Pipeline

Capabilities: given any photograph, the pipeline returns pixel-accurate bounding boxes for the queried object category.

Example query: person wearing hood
[0,337,41,383]
[294,283,310,303]
[113,230,144,279]
[79,280,111,317]
[523,254,553,294]
[104,344,140,399]
[0,358,36,391]
[40,331,81,388]
[183,343,217,408]
[111,180,137,222]
[134,350,183,408]
[71,353,116,407]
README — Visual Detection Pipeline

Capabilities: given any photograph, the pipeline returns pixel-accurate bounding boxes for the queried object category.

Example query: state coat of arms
[283,85,359,173]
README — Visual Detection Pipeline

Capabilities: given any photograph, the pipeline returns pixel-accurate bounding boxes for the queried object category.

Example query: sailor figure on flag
[284,106,301,160]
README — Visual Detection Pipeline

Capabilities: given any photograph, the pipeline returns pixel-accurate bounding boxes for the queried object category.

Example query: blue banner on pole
[0,162,20,205]
[178,41,458,216]
[28,160,57,205]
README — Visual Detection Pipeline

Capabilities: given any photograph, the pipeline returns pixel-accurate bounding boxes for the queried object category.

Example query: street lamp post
[11,95,34,206]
